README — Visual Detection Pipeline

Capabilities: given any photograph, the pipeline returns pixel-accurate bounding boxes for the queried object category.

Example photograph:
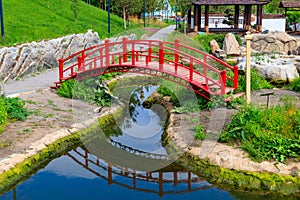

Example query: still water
[0,85,290,199]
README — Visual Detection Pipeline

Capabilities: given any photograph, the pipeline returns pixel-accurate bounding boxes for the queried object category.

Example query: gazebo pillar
[204,5,209,33]
[256,5,263,32]
[194,5,199,32]
[234,5,240,29]
[243,5,252,30]
[198,5,202,30]
[188,8,192,31]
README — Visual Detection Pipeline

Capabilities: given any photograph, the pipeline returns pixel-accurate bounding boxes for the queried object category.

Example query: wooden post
[256,5,263,32]
[58,59,63,82]
[234,5,239,29]
[105,39,110,66]
[77,56,83,72]
[245,31,252,104]
[220,70,227,95]
[159,42,164,70]
[204,5,209,33]
[194,5,199,32]
[233,66,239,90]
[174,39,179,73]
[122,37,127,62]
[187,8,191,31]
[132,43,135,65]
[148,42,152,62]
[190,58,193,82]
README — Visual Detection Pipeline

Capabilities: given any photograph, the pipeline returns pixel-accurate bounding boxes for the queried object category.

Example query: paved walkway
[3,25,176,96]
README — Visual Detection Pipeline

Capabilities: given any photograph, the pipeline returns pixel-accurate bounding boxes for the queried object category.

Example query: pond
[0,84,295,200]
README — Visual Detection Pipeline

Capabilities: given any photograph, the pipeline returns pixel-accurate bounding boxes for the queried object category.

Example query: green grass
[0,0,137,46]
[220,96,300,163]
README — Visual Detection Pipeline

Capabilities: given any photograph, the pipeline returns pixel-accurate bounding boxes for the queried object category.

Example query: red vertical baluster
[190,58,193,82]
[105,39,110,66]
[123,37,127,62]
[174,39,179,73]
[77,56,82,72]
[220,70,227,95]
[233,66,239,90]
[148,42,152,62]
[59,59,63,82]
[159,42,164,70]
[132,43,135,65]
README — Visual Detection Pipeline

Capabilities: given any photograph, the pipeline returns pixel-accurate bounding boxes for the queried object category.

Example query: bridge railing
[57,38,238,96]
[67,147,212,197]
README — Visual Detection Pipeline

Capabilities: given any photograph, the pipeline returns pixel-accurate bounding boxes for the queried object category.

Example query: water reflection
[1,147,235,200]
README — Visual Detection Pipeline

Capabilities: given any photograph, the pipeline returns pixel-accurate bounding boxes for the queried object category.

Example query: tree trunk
[123,6,127,29]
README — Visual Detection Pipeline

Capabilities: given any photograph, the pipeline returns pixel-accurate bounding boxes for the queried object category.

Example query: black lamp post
[143,0,146,27]
[108,0,111,34]
[0,0,4,37]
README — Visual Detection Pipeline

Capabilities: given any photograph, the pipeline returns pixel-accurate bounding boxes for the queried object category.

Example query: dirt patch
[0,89,99,159]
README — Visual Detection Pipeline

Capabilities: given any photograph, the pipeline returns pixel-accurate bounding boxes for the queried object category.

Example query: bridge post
[58,59,63,82]
[132,43,135,65]
[159,42,164,70]
[220,70,227,95]
[77,56,83,72]
[233,66,239,90]
[189,58,193,82]
[148,42,152,62]
[122,37,127,62]
[174,39,179,73]
[105,39,110,66]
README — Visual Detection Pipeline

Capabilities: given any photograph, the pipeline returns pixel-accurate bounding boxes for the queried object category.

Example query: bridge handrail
[57,38,238,98]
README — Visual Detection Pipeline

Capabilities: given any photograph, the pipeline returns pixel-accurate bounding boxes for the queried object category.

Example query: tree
[287,11,300,32]
[222,7,234,27]
[264,0,284,14]
[177,0,193,34]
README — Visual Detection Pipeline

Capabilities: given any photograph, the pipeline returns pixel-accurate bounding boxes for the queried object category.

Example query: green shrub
[193,125,205,140]
[4,98,31,122]
[57,77,111,106]
[291,78,300,92]
[220,96,300,162]
[0,98,7,124]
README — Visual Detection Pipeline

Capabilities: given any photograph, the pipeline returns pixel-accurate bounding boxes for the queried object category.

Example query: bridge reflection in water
[67,147,212,197]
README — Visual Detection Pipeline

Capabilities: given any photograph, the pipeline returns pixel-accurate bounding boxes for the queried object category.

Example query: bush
[0,98,7,124]
[57,77,111,106]
[291,78,300,92]
[220,96,300,162]
[4,97,31,121]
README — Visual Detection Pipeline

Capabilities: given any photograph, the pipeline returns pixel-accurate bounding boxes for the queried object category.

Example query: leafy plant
[220,97,300,163]
[291,78,300,92]
[4,97,31,122]
[193,125,205,140]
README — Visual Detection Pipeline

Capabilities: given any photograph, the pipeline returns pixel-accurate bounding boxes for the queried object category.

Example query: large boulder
[210,39,220,54]
[251,32,298,54]
[222,33,241,56]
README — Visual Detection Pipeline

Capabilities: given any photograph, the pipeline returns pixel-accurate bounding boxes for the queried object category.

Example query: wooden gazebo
[279,1,300,15]
[190,0,271,33]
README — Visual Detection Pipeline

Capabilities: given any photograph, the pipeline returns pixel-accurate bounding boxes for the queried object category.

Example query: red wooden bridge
[54,38,239,100]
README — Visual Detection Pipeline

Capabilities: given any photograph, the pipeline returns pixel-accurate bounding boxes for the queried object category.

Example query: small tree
[287,11,300,32]
[222,7,234,28]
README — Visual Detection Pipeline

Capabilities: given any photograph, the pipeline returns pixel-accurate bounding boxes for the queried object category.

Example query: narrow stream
[0,85,292,200]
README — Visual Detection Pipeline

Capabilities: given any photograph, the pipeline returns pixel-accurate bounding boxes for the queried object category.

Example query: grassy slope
[0,0,131,46]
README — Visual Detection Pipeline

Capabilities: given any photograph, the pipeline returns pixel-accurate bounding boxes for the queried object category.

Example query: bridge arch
[54,38,239,100]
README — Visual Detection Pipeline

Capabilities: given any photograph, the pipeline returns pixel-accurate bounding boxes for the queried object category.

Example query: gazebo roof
[279,1,300,8]
[193,0,271,5]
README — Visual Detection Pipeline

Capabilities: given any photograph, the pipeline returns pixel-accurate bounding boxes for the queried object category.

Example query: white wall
[262,18,286,32]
